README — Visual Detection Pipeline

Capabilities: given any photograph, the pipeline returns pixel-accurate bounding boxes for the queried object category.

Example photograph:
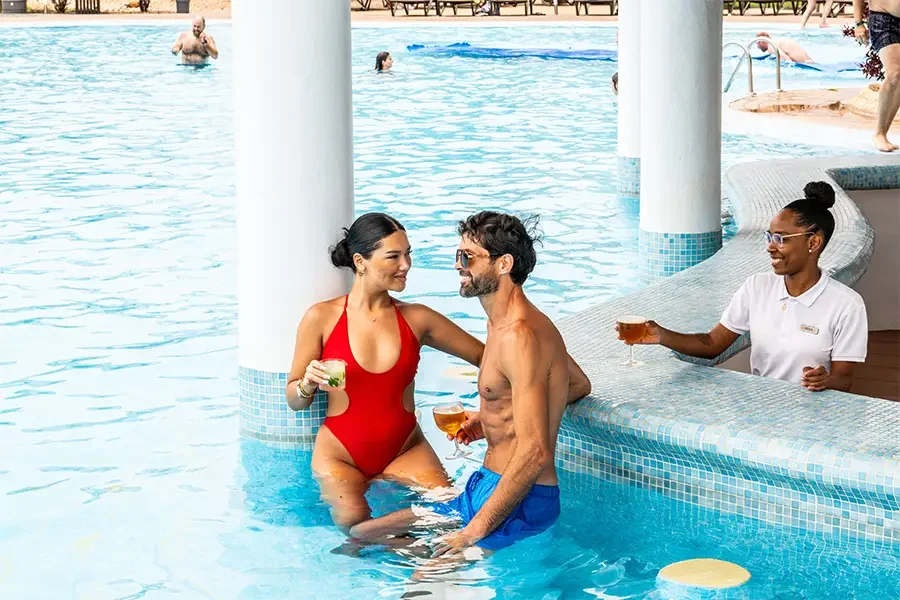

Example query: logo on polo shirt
[800,324,820,335]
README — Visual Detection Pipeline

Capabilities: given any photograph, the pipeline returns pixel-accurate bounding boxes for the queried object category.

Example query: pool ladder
[723,38,783,95]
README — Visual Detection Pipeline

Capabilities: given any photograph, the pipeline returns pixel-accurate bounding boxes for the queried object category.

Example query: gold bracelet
[297,380,316,399]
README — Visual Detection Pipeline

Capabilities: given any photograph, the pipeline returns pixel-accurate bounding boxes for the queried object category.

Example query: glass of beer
[320,359,347,391]
[617,315,648,367]
[432,402,470,460]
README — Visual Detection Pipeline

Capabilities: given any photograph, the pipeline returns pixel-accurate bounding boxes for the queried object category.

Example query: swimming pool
[0,22,894,599]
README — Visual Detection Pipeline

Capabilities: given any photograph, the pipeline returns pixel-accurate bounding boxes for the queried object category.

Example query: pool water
[0,23,893,600]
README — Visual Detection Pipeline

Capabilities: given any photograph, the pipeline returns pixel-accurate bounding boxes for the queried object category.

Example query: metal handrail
[723,42,750,93]
[746,37,782,95]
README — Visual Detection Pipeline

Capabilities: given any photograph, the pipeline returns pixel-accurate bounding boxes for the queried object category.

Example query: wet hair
[783,181,836,249]
[457,211,541,285]
[612,72,618,94]
[375,51,391,72]
[330,213,406,272]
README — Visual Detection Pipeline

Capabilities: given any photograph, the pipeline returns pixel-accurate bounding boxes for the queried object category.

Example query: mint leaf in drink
[328,374,345,388]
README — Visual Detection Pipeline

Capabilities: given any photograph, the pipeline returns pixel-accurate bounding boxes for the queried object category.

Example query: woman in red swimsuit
[286,213,484,531]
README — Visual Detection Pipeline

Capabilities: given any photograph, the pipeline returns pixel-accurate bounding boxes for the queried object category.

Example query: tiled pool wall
[239,367,323,449]
[638,230,723,280]
[556,419,898,544]
[617,155,640,197]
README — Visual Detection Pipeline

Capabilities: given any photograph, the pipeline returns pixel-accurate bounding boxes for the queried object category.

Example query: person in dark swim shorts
[854,0,900,152]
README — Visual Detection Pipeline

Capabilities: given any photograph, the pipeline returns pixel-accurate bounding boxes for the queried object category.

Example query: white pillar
[638,0,723,279]
[616,0,641,198]
[233,0,354,446]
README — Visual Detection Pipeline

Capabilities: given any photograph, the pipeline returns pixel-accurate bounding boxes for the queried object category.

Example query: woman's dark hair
[330,213,405,272]
[612,71,618,94]
[783,181,836,249]
[375,51,391,72]
[457,211,541,285]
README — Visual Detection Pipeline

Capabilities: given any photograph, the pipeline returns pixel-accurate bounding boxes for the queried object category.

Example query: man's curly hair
[457,211,542,285]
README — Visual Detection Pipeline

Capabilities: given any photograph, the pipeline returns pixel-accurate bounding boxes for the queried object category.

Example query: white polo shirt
[720,272,868,384]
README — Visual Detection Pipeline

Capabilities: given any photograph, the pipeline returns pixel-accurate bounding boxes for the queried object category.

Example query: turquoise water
[0,23,894,599]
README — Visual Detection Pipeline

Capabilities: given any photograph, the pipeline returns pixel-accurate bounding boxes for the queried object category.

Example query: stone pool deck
[557,154,900,544]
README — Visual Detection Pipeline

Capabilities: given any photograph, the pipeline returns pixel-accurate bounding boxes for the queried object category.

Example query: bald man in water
[172,17,219,65]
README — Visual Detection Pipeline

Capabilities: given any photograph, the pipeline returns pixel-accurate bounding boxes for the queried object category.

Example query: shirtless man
[756,31,815,64]
[349,211,592,555]
[172,17,219,65]
[855,0,900,152]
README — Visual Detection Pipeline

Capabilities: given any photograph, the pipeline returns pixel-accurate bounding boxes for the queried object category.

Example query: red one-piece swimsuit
[320,296,420,477]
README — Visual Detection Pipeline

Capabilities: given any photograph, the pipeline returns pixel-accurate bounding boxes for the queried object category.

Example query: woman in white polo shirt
[620,181,868,392]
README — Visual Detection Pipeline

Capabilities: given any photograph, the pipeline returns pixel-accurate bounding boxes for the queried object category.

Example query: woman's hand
[615,320,662,345]
[453,411,483,445]
[801,366,829,392]
[302,360,331,391]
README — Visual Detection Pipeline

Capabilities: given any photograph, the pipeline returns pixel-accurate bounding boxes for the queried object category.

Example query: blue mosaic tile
[656,578,749,600]
[617,155,641,197]
[239,366,325,447]
[638,230,723,280]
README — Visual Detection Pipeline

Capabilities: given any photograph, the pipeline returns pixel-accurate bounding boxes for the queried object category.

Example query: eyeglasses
[764,231,814,246]
[455,249,495,269]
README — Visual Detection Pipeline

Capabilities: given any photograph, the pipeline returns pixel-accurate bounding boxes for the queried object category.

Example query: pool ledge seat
[557,155,900,544]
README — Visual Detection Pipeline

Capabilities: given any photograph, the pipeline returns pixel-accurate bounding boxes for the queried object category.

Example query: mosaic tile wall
[617,155,641,197]
[557,156,899,543]
[238,366,325,447]
[638,229,723,280]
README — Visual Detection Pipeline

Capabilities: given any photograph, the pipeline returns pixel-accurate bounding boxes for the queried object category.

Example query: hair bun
[803,181,836,209]
[329,231,353,269]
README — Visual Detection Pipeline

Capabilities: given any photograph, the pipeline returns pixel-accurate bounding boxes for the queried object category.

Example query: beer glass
[432,402,470,460]
[617,315,648,367]
[321,359,347,390]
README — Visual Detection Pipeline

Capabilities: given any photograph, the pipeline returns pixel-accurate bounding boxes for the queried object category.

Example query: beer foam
[617,315,647,324]
[433,405,464,415]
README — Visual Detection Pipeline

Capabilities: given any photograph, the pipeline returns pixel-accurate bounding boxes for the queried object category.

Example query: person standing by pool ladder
[854,0,900,152]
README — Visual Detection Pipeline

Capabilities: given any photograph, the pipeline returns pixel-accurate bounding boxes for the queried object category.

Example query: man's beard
[459,271,500,298]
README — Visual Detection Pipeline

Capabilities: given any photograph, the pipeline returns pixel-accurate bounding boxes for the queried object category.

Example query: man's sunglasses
[455,250,496,269]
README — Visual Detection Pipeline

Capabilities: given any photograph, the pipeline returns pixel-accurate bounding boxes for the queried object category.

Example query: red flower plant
[842,4,884,81]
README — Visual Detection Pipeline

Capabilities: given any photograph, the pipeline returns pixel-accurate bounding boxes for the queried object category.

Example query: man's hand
[452,411,483,446]
[855,24,869,45]
[200,33,209,45]
[431,527,481,558]
[801,366,829,392]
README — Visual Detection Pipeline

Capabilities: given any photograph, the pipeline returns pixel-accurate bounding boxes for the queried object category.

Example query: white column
[638,0,723,278]
[233,0,354,445]
[616,0,641,197]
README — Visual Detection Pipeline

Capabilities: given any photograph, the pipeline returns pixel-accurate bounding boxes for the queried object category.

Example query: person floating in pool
[286,213,485,532]
[616,182,868,393]
[756,32,815,64]
[350,211,592,556]
[172,17,219,65]
[375,51,393,72]
[854,0,900,152]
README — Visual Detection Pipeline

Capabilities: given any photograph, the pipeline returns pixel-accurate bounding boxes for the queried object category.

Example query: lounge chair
[574,0,618,16]
[437,0,480,15]
[74,0,100,13]
[482,0,531,15]
[354,0,373,9]
[386,0,437,15]
[747,0,786,14]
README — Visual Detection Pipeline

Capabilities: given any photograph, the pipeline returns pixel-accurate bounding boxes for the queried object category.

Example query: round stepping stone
[657,559,750,599]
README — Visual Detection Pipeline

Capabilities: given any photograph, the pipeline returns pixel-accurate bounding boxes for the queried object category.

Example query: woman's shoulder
[394,299,441,323]
[303,296,346,323]
[824,277,866,309]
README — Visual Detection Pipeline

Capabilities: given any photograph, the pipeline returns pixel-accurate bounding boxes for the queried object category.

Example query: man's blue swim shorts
[430,466,560,551]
